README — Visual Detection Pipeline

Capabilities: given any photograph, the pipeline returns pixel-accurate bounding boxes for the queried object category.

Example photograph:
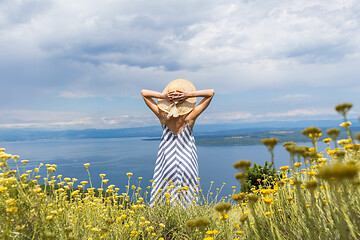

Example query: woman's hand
[168,90,190,103]
[162,91,175,103]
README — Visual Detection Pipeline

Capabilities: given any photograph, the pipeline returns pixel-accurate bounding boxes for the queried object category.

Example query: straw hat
[158,79,197,118]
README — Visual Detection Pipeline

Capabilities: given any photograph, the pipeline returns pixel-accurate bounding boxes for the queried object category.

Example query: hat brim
[157,79,197,115]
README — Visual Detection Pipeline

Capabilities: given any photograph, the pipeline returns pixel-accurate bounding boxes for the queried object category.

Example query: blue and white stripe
[150,123,199,206]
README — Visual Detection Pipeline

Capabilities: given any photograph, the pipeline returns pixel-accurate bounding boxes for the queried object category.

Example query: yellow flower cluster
[0,102,359,240]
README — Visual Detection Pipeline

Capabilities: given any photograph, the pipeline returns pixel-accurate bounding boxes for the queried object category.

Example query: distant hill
[0,119,358,144]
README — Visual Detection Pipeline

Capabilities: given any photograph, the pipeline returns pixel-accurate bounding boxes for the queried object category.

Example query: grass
[0,103,360,240]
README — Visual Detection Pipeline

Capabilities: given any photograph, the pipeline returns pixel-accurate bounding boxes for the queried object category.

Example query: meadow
[0,103,359,240]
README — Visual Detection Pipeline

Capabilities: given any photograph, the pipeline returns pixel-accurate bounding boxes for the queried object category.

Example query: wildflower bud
[335,102,352,116]
[293,146,309,156]
[247,194,259,203]
[305,180,318,190]
[302,127,322,139]
[327,128,341,140]
[232,193,246,202]
[83,163,90,168]
[303,151,317,159]
[356,132,360,142]
[336,150,346,159]
[15,225,25,232]
[235,173,248,180]
[185,217,210,228]
[239,213,248,223]
[214,202,231,213]
[233,160,251,170]
[261,138,279,149]
[318,163,359,181]
[283,142,296,153]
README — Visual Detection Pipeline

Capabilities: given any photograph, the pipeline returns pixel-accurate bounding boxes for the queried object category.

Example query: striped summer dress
[150,123,199,206]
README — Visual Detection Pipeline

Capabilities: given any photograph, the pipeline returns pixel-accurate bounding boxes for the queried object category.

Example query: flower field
[1,103,360,240]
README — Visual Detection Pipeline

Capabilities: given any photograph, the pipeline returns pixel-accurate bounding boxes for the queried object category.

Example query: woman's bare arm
[141,89,173,117]
[172,89,215,122]
[188,89,214,120]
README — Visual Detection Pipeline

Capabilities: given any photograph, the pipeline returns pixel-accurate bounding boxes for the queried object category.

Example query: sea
[1,137,326,198]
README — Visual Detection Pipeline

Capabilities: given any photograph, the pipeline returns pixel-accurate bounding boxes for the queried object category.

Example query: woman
[141,79,214,206]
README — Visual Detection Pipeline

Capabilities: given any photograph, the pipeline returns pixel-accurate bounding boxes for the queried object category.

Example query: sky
[1,0,359,130]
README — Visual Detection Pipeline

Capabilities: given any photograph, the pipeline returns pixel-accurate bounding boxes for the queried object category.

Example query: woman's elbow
[209,89,215,97]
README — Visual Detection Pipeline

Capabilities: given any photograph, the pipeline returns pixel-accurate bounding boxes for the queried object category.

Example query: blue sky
[1,0,359,129]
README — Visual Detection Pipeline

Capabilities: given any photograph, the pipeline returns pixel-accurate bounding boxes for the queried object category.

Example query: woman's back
[158,111,192,135]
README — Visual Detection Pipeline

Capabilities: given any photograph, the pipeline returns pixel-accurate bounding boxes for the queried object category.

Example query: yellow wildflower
[0,186,8,193]
[294,162,302,168]
[219,214,229,220]
[206,230,218,235]
[203,237,213,240]
[80,181,88,185]
[340,122,351,128]
[6,207,18,213]
[262,197,273,204]
[279,166,289,171]
[6,198,16,206]
[91,227,101,233]
[214,202,231,213]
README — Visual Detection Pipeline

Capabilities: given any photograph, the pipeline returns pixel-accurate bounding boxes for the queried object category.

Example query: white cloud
[0,110,151,129]
[264,108,335,117]
[0,0,360,128]
[197,107,360,124]
[273,94,311,102]
[59,91,96,98]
